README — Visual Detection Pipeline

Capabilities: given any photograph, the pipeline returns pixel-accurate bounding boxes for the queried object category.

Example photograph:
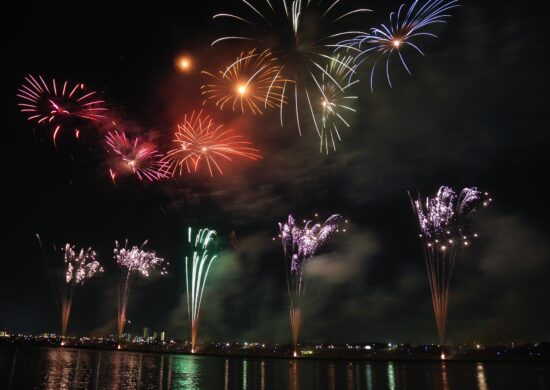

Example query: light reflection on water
[476,362,489,390]
[1,346,549,390]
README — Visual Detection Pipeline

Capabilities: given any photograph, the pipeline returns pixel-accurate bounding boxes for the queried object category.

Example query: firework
[176,55,193,72]
[202,49,287,115]
[185,227,219,353]
[277,214,346,355]
[212,0,370,135]
[16,75,108,143]
[339,0,459,90]
[409,186,492,344]
[114,240,167,338]
[163,110,262,177]
[60,244,103,341]
[317,55,359,154]
[105,130,167,183]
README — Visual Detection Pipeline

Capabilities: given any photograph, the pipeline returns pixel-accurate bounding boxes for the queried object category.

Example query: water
[1,345,548,389]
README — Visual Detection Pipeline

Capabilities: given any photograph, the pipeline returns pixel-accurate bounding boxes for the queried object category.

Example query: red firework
[17,75,108,143]
[105,130,167,183]
[163,111,261,177]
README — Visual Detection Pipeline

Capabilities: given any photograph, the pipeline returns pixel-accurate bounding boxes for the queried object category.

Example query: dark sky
[1,0,548,345]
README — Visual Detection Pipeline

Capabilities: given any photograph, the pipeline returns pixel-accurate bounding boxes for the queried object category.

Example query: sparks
[185,227,220,353]
[163,110,262,177]
[201,49,287,115]
[16,75,108,142]
[317,55,359,154]
[212,0,370,138]
[114,240,167,338]
[338,0,460,90]
[105,130,168,182]
[61,244,103,340]
[277,213,345,354]
[409,186,491,344]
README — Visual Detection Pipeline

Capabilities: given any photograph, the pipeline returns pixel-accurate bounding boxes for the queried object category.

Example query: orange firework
[16,75,108,143]
[163,111,261,177]
[201,49,287,115]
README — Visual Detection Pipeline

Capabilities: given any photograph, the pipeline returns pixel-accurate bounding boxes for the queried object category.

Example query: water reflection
[7,347,17,389]
[441,363,450,390]
[328,363,335,390]
[172,355,199,389]
[43,348,77,389]
[388,362,396,390]
[1,346,549,390]
[476,363,489,390]
[224,359,229,390]
[347,364,354,390]
[260,360,266,390]
[243,359,248,390]
[366,364,373,390]
[289,361,299,390]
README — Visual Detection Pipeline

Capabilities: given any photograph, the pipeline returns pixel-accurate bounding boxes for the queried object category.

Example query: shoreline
[2,341,548,364]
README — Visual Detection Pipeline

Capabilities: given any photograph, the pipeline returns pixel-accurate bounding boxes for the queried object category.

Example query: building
[142,327,149,340]
[160,331,165,342]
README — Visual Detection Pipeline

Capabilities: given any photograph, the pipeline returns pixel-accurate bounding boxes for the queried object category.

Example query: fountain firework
[114,240,167,338]
[185,227,219,353]
[60,244,103,342]
[409,186,492,344]
[277,214,346,355]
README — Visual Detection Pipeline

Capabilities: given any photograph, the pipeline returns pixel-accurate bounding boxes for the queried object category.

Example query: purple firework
[277,213,347,356]
[409,186,492,345]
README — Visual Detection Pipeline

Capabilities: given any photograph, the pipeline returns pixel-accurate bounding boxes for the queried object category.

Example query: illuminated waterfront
[1,345,549,389]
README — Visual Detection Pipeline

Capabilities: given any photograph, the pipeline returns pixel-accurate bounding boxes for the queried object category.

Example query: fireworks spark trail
[184,227,219,353]
[276,214,347,356]
[212,0,370,136]
[16,75,108,143]
[60,244,103,343]
[339,0,459,90]
[105,130,168,183]
[202,49,288,115]
[316,55,359,154]
[162,110,262,177]
[409,186,492,345]
[114,240,167,339]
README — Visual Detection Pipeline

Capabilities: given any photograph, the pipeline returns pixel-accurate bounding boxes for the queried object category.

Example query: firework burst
[212,0,369,136]
[60,244,103,341]
[202,49,287,115]
[105,130,167,183]
[163,110,262,177]
[317,55,359,154]
[16,75,108,143]
[339,0,459,90]
[409,186,492,344]
[185,227,220,353]
[276,214,346,355]
[114,240,167,338]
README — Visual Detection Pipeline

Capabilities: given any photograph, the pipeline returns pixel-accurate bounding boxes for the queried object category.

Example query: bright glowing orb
[177,56,192,72]
[237,84,247,95]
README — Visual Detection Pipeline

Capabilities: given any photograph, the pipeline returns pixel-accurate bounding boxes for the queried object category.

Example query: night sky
[1,0,548,345]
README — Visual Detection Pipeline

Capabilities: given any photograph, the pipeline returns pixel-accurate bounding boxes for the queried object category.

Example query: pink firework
[163,110,262,177]
[16,75,108,143]
[105,130,167,183]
